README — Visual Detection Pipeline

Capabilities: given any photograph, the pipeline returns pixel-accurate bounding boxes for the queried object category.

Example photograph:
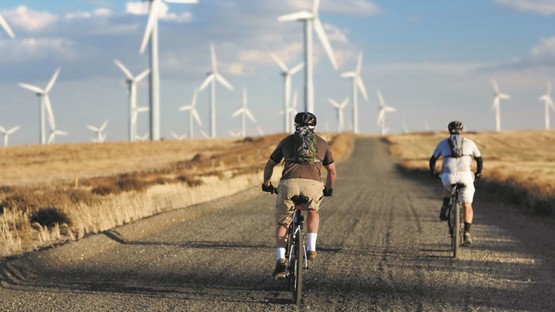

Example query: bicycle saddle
[291,195,309,205]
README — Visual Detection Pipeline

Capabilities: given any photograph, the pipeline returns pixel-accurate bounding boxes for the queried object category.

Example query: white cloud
[4,6,58,31]
[65,8,112,20]
[0,37,77,64]
[126,1,193,22]
[485,36,555,71]
[494,0,555,15]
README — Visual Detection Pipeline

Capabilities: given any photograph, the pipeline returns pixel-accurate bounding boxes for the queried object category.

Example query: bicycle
[447,182,465,258]
[284,195,309,305]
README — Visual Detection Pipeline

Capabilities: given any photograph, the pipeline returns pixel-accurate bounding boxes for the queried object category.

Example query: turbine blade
[8,125,20,134]
[19,83,44,94]
[192,109,202,126]
[341,72,356,78]
[86,125,98,131]
[500,93,511,100]
[0,125,5,133]
[216,74,234,90]
[135,69,151,82]
[48,132,55,144]
[492,79,500,93]
[198,74,214,91]
[192,88,198,106]
[44,95,56,129]
[179,105,192,111]
[341,98,350,108]
[271,53,288,72]
[313,18,338,69]
[232,108,243,118]
[356,77,368,101]
[278,11,313,22]
[385,106,396,112]
[328,98,340,108]
[377,109,385,125]
[290,63,304,75]
[45,68,61,92]
[246,109,256,123]
[140,0,161,54]
[312,0,321,13]
[356,51,363,74]
[114,59,134,79]
[210,43,217,72]
[0,13,15,39]
[377,89,385,107]
[100,120,109,131]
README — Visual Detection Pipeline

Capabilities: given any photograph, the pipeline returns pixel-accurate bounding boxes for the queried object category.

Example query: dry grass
[0,133,354,259]
[385,130,555,216]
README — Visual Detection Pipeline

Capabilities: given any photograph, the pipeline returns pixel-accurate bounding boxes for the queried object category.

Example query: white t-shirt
[432,136,481,173]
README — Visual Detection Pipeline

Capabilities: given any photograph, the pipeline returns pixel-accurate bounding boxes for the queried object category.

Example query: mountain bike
[447,183,465,258]
[284,194,309,305]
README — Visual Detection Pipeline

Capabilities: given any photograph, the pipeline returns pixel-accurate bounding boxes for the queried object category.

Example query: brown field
[0,133,354,258]
[385,130,555,216]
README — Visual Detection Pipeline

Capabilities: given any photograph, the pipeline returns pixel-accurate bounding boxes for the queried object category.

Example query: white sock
[307,233,318,251]
[277,247,286,260]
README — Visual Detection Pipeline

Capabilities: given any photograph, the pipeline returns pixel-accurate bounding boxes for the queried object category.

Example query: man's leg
[463,202,473,246]
[306,210,319,259]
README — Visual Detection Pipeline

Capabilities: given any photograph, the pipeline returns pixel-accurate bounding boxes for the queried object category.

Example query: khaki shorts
[275,178,324,226]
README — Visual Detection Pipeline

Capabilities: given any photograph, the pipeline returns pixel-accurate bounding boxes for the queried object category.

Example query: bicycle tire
[453,201,461,258]
[292,230,303,305]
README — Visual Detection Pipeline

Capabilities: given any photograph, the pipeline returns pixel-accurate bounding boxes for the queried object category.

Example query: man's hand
[431,171,440,179]
[475,172,481,180]
[262,183,276,194]
[323,187,333,197]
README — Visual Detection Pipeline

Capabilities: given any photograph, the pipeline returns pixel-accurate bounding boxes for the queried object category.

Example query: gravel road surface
[1,138,554,311]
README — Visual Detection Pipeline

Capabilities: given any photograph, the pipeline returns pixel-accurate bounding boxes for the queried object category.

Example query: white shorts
[441,172,475,203]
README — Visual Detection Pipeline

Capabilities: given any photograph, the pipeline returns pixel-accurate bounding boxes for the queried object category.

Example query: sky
[1,0,555,146]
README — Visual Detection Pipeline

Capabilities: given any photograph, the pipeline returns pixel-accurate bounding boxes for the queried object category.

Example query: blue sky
[1,0,555,145]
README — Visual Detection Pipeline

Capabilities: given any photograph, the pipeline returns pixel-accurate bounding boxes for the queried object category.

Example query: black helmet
[448,121,464,134]
[294,112,317,128]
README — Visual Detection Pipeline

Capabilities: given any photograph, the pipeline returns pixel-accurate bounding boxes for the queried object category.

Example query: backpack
[447,135,465,158]
[287,126,320,164]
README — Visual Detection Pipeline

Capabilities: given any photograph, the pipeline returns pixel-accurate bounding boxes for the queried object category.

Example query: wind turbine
[86,120,109,143]
[132,106,150,141]
[48,127,67,144]
[114,59,150,141]
[228,130,241,138]
[139,0,198,141]
[199,43,234,138]
[272,53,303,132]
[171,131,187,140]
[178,88,202,138]
[328,97,349,132]
[539,81,554,130]
[0,12,15,38]
[342,51,368,134]
[0,125,20,147]
[492,79,510,132]
[232,88,257,138]
[376,89,396,135]
[278,0,338,113]
[19,68,60,145]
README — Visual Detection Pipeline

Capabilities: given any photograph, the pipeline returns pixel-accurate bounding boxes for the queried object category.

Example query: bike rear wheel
[292,230,303,305]
[452,201,461,258]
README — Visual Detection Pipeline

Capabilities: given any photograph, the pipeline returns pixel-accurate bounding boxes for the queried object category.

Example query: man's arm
[263,158,278,186]
[324,162,336,189]
[429,155,438,177]
[475,156,483,178]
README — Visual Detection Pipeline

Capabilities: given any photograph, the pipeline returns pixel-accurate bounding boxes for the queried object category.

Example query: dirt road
[1,138,554,311]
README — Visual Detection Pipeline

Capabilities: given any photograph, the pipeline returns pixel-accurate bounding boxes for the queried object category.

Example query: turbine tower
[278,0,338,113]
[492,79,510,132]
[271,53,303,132]
[140,0,198,141]
[342,51,368,134]
[377,89,396,135]
[328,97,349,132]
[114,59,150,141]
[178,88,202,138]
[0,125,20,147]
[0,12,15,38]
[86,120,109,143]
[539,81,554,130]
[232,88,257,138]
[199,43,234,138]
[19,68,60,145]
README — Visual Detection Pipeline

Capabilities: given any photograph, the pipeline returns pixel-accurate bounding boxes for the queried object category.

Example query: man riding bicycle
[262,112,336,279]
[429,121,483,246]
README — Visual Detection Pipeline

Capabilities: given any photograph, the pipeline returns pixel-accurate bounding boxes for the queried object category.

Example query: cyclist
[429,121,483,246]
[262,112,336,279]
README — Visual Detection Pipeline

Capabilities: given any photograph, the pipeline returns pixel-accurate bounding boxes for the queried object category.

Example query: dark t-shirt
[269,133,334,182]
